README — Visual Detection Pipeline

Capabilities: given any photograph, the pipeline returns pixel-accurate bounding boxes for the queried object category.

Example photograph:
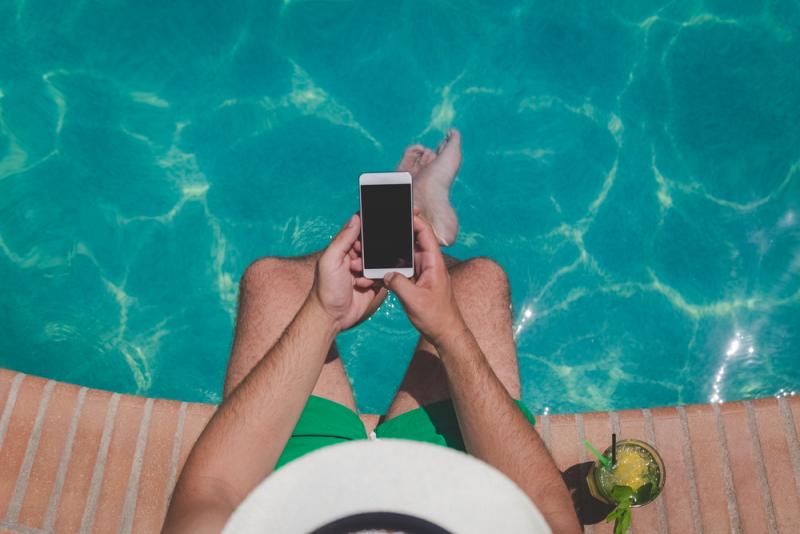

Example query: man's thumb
[329,213,360,255]
[384,272,415,301]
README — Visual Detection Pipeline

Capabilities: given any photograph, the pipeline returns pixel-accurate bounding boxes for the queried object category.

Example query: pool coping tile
[1,370,800,533]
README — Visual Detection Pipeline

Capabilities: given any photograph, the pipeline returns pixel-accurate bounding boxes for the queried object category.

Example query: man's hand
[312,213,380,331]
[383,215,466,345]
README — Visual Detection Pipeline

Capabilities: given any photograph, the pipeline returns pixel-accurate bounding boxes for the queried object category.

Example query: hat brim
[224,438,552,534]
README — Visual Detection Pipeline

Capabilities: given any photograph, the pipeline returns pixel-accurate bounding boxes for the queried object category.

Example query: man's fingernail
[347,214,357,228]
[384,273,394,283]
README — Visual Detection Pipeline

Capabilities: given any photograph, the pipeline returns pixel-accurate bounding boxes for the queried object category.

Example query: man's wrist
[304,289,342,337]
[431,313,471,352]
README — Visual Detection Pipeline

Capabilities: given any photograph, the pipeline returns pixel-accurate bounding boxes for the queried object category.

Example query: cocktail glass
[586,438,665,506]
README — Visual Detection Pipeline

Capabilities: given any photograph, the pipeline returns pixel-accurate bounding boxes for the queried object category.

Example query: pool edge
[1,368,798,532]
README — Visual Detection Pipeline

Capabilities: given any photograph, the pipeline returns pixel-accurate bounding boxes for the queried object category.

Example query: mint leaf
[611,485,634,504]
[635,482,653,504]
[616,509,632,534]
[606,484,636,529]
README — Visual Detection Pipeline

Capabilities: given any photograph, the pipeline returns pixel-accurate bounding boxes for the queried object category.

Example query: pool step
[0,370,214,533]
[1,368,798,533]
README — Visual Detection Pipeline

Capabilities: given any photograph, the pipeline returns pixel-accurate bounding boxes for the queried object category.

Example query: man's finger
[412,215,446,274]
[354,276,376,289]
[349,256,363,273]
[383,272,416,303]
[414,250,425,270]
[413,215,440,254]
[328,214,361,257]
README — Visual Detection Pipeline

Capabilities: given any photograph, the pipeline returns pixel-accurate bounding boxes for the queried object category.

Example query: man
[163,130,581,533]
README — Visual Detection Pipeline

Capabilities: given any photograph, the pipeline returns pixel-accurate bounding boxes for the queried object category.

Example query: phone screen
[360,183,413,269]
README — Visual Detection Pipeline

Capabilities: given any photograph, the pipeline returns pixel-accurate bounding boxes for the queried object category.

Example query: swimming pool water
[1,1,798,414]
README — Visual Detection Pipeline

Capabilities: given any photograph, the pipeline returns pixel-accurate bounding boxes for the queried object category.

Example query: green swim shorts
[274,395,537,470]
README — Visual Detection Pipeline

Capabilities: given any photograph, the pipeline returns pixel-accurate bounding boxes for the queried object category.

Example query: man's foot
[396,129,461,246]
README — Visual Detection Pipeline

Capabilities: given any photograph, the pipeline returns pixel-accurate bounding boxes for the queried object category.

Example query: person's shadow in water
[561,462,616,526]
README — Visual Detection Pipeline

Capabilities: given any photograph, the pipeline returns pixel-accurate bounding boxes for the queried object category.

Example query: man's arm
[162,293,339,533]
[384,215,581,534]
[436,325,581,534]
[163,214,379,533]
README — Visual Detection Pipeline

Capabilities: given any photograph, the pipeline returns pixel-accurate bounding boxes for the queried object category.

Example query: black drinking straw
[612,433,617,467]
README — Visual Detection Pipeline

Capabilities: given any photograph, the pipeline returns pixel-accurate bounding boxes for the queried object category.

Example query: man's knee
[240,256,308,296]
[456,256,510,296]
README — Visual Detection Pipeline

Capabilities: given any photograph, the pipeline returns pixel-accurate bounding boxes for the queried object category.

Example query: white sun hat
[223,438,552,534]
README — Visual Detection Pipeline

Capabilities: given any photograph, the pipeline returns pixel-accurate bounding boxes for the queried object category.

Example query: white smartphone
[358,171,415,279]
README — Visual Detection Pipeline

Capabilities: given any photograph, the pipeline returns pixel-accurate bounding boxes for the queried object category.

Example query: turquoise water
[1,1,799,414]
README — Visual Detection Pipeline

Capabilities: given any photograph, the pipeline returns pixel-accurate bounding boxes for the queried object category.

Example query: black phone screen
[360,183,413,269]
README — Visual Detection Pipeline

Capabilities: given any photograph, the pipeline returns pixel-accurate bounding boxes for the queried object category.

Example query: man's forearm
[163,292,339,531]
[436,325,581,534]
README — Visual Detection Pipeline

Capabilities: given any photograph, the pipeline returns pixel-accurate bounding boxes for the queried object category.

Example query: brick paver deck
[1,368,798,533]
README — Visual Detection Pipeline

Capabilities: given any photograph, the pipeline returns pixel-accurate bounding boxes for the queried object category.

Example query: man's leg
[383,256,520,420]
[223,252,386,408]
[222,252,347,404]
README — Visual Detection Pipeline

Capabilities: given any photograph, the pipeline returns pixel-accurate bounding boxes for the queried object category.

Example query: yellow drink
[586,439,664,506]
